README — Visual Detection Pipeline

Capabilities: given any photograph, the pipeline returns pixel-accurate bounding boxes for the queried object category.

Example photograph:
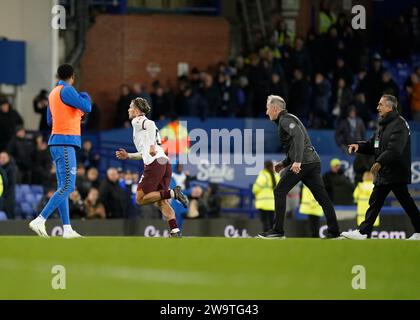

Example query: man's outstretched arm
[115,148,142,160]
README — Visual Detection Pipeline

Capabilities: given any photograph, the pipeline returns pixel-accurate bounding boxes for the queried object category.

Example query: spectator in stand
[331,77,353,120]
[0,152,16,219]
[189,67,202,94]
[115,84,132,128]
[7,126,34,184]
[84,99,101,131]
[235,56,249,79]
[379,72,399,101]
[290,37,312,78]
[69,189,85,219]
[248,54,271,116]
[33,89,50,132]
[306,28,323,74]
[0,100,24,152]
[86,167,101,189]
[132,83,152,107]
[288,68,311,124]
[236,75,253,117]
[174,76,189,116]
[99,167,128,218]
[186,185,208,219]
[275,19,295,46]
[343,25,363,73]
[151,85,173,120]
[355,67,369,99]
[31,134,51,186]
[391,15,412,60]
[279,35,294,77]
[323,158,354,205]
[84,187,106,219]
[182,85,206,119]
[367,54,385,112]
[47,163,58,190]
[217,72,236,117]
[319,2,336,34]
[77,166,101,199]
[75,164,89,197]
[120,170,137,217]
[409,6,420,52]
[331,57,353,92]
[335,106,366,154]
[269,73,289,102]
[77,140,100,169]
[321,26,340,73]
[201,73,222,117]
[205,182,221,218]
[407,72,420,120]
[311,72,332,128]
[37,188,58,219]
[333,12,349,38]
[354,92,374,128]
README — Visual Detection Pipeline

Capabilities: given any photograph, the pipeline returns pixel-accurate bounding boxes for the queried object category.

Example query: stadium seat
[18,184,31,194]
[31,185,44,194]
[0,211,7,221]
[20,202,34,218]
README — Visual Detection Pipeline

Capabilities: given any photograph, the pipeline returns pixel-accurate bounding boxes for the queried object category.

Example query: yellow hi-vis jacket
[299,185,324,217]
[160,121,189,156]
[319,11,336,34]
[354,181,379,226]
[0,174,3,198]
[252,169,279,211]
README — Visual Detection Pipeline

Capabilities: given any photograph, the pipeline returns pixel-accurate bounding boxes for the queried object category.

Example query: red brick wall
[80,14,230,129]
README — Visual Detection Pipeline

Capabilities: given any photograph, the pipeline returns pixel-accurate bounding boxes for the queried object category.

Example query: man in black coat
[0,100,24,152]
[99,167,128,218]
[342,94,420,240]
[258,95,340,239]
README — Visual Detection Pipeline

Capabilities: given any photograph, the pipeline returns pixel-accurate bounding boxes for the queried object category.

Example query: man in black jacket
[342,95,420,240]
[258,95,340,239]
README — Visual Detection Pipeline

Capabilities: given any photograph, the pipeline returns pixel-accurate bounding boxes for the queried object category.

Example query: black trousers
[308,214,321,238]
[359,184,420,235]
[259,209,274,232]
[273,162,340,236]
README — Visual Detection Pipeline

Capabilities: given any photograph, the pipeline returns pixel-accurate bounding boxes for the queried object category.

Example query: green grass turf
[0,236,419,300]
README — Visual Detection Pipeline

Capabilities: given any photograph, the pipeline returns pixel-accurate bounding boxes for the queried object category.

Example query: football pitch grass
[0,236,419,300]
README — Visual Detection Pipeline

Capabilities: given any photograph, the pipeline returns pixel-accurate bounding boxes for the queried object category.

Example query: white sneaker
[63,229,83,239]
[29,219,49,238]
[341,230,367,240]
[407,233,420,240]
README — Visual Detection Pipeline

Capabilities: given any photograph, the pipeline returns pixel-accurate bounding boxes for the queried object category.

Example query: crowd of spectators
[113,6,420,129]
[1,4,420,224]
